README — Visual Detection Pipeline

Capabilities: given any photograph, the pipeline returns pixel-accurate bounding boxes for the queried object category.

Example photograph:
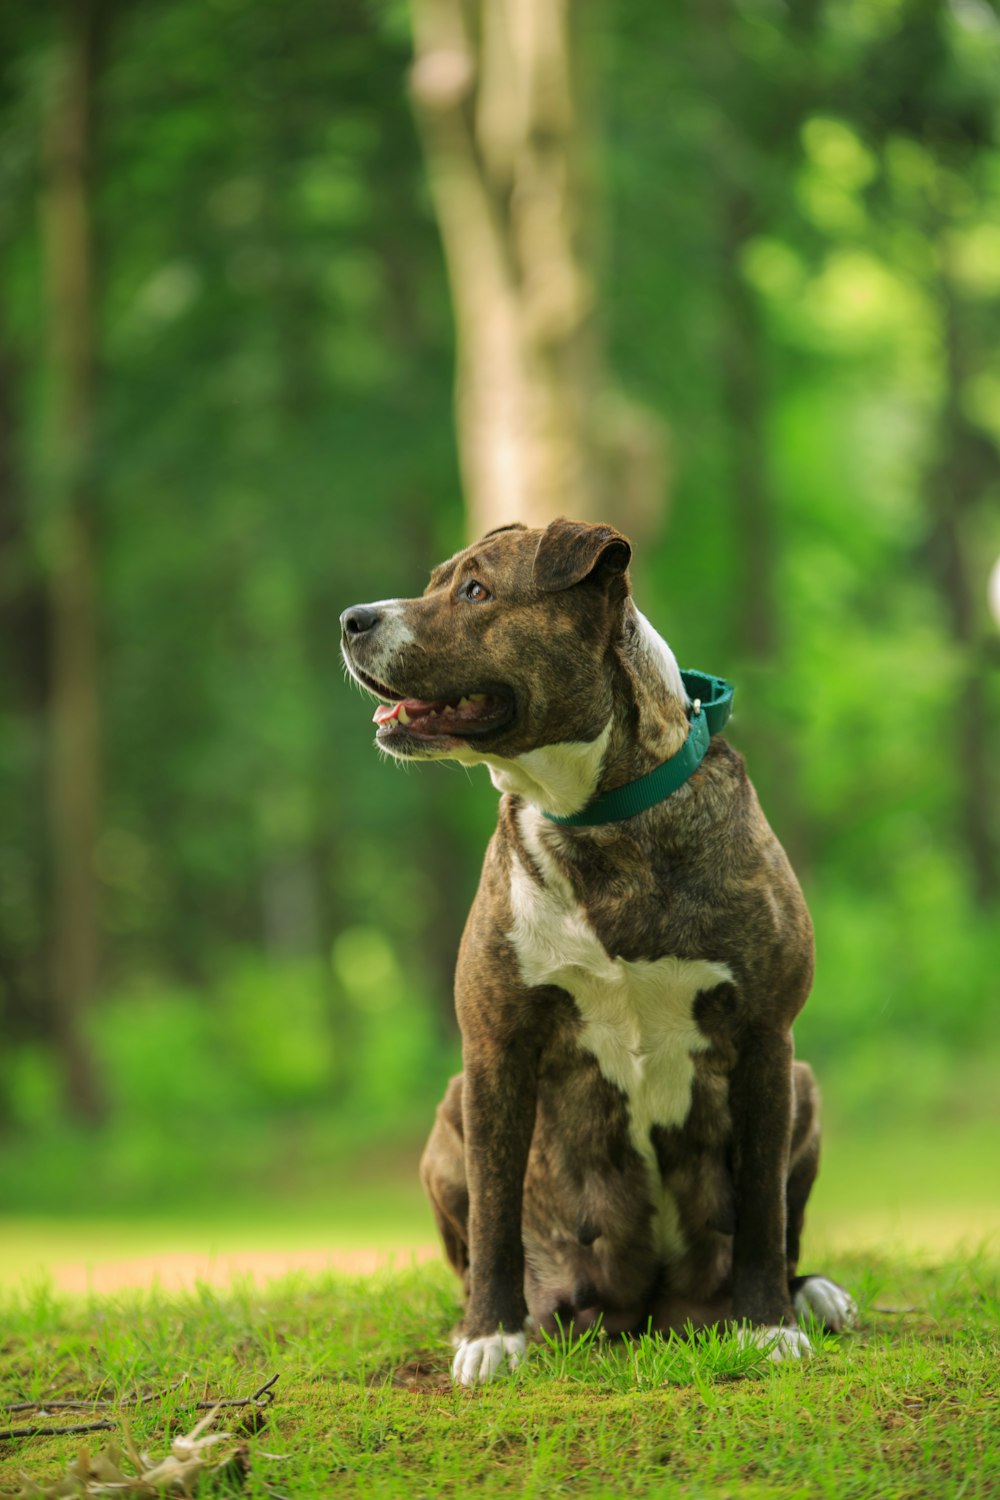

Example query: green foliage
[0,953,451,1211]
[0,0,998,1203]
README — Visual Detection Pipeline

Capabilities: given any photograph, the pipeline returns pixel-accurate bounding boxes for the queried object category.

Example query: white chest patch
[509,812,733,1252]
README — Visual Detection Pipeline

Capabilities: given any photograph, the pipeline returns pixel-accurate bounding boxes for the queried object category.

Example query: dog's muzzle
[340,599,516,747]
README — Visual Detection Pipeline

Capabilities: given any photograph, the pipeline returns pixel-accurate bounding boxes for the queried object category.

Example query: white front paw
[793,1276,858,1333]
[736,1323,813,1363]
[452,1330,526,1387]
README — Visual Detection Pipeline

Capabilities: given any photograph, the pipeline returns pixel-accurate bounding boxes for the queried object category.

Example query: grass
[0,1117,996,1495]
[1,1250,996,1499]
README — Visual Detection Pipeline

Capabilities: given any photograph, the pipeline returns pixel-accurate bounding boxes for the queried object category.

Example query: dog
[340,517,855,1386]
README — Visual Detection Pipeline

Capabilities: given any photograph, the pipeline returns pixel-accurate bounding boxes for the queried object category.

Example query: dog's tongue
[373,698,437,725]
[373,693,495,733]
[373,702,408,725]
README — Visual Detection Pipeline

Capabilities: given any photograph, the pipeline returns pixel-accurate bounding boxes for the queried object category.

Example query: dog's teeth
[397,705,411,725]
[458,697,471,709]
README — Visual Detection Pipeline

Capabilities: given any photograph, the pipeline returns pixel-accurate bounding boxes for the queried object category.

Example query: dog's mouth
[372,688,514,742]
[349,664,515,744]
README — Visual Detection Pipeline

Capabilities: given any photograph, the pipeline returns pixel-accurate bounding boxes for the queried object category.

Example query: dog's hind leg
[785,1060,857,1333]
[420,1072,470,1283]
[785,1059,820,1274]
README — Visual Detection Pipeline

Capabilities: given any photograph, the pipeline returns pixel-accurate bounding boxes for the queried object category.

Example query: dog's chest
[507,826,733,1161]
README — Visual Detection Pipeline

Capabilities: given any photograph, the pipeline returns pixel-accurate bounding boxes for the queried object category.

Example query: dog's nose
[340,604,381,638]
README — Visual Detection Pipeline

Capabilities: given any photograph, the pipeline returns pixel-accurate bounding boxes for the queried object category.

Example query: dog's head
[340,518,687,812]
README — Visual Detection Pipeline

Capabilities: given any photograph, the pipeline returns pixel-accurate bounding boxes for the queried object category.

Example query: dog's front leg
[452,1036,538,1387]
[729,1024,811,1361]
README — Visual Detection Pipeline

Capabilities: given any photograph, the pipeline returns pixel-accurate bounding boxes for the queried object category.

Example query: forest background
[0,0,998,1262]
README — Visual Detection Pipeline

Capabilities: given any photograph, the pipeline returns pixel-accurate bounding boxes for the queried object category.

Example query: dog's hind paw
[735,1324,813,1362]
[452,1331,526,1387]
[791,1275,858,1333]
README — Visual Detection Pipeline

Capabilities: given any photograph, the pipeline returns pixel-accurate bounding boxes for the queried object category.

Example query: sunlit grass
[0,1120,996,1495]
[1,1252,996,1498]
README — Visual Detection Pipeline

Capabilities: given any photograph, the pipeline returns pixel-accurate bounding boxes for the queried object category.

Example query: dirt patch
[48,1245,441,1296]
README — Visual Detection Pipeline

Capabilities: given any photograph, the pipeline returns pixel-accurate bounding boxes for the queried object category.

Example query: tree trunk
[717,186,778,664]
[715,193,807,869]
[408,0,665,541]
[928,258,998,909]
[697,0,809,870]
[39,0,105,1123]
[0,290,52,1046]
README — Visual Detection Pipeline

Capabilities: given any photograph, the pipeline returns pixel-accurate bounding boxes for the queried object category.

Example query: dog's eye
[460,579,492,603]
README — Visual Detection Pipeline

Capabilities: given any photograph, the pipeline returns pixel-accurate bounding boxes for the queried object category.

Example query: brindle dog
[341,518,855,1386]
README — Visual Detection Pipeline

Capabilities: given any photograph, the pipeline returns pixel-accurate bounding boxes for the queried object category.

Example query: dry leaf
[11,1407,241,1498]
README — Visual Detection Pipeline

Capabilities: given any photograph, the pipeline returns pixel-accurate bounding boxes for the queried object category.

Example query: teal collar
[543,669,734,827]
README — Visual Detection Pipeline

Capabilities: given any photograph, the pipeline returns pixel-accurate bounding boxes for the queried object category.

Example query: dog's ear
[532,518,632,594]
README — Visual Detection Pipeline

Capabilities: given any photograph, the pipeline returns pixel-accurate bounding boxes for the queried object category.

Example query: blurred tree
[0,299,46,1108]
[38,0,107,1123]
[846,0,1000,906]
[930,238,1000,907]
[693,0,824,867]
[408,0,664,539]
[0,7,49,1114]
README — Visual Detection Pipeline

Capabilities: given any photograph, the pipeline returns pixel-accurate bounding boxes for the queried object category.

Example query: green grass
[1,1251,996,1499]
